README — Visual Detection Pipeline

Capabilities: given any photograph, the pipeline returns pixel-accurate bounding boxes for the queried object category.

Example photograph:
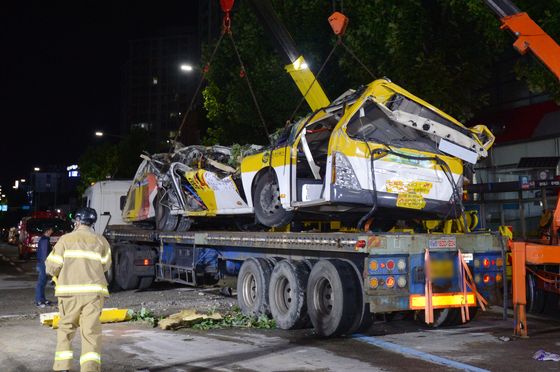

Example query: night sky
[0,1,198,189]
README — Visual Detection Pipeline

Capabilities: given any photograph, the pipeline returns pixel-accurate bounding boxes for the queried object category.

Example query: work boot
[43,299,57,306]
[35,302,46,308]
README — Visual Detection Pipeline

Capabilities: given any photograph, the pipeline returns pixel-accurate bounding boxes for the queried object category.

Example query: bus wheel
[253,171,293,228]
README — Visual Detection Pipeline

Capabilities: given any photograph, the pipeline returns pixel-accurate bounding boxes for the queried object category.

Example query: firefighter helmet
[74,207,98,225]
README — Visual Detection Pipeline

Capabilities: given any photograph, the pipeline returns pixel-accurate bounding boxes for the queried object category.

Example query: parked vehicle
[17,211,72,260]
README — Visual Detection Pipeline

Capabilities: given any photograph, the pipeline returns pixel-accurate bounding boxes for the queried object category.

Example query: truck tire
[237,258,273,316]
[115,248,139,290]
[138,276,154,290]
[269,260,310,330]
[527,272,546,314]
[417,308,458,327]
[253,171,293,228]
[155,190,179,231]
[306,259,358,337]
[346,260,373,334]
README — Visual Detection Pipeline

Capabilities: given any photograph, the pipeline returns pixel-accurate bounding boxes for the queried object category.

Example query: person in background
[35,226,55,307]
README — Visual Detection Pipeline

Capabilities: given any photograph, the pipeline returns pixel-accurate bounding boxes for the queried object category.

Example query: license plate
[430,260,454,279]
[396,193,426,210]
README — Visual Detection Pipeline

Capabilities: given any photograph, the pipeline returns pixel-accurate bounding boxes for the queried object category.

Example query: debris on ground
[533,349,560,362]
[498,336,511,342]
[159,309,223,330]
[158,308,276,331]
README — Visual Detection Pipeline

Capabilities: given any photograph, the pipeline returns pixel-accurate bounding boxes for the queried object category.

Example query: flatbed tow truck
[102,220,505,336]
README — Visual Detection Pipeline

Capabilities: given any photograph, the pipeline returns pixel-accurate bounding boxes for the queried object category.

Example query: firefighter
[46,207,111,372]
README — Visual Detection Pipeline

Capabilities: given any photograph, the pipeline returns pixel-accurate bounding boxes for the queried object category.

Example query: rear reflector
[409,293,476,309]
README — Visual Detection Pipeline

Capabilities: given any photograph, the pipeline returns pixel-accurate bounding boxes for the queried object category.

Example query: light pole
[94,131,124,139]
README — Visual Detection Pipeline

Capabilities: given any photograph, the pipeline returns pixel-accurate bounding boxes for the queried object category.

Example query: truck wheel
[155,190,179,231]
[527,272,546,314]
[269,260,310,330]
[347,261,373,334]
[253,171,293,227]
[176,216,193,232]
[115,249,139,290]
[237,258,273,316]
[138,276,154,290]
[417,308,453,327]
[306,259,358,337]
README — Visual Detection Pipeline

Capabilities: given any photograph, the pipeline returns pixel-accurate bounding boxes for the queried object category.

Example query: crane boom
[247,0,330,111]
[484,0,560,80]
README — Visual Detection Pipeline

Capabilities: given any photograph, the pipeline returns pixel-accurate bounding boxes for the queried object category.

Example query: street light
[180,63,194,72]
[20,179,26,183]
[94,131,124,139]
[34,167,40,172]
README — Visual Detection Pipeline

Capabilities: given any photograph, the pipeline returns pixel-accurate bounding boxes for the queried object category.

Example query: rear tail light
[369,260,378,271]
[495,273,503,282]
[134,258,153,266]
[483,274,491,284]
[474,259,480,268]
[369,277,379,289]
[496,258,503,267]
[483,258,490,268]
[386,276,395,288]
[355,240,366,249]
[397,258,406,271]
[386,260,395,270]
[475,274,481,283]
[397,276,407,288]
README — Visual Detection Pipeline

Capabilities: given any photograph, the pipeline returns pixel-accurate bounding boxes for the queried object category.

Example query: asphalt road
[1,242,560,372]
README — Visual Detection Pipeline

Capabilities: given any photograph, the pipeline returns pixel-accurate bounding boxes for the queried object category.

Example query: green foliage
[192,309,276,330]
[202,0,560,142]
[77,129,163,195]
[128,307,158,327]
[77,142,118,195]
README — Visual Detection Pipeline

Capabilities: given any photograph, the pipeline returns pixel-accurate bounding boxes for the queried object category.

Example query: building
[121,27,201,143]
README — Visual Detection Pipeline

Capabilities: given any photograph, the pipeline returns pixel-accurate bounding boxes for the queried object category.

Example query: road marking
[353,334,490,372]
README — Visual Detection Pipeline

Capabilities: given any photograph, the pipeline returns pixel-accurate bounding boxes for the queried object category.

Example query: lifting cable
[171,31,225,154]
[172,0,271,151]
[227,31,271,140]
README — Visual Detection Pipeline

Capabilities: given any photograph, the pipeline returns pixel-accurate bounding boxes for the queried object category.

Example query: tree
[201,0,560,144]
[77,129,163,194]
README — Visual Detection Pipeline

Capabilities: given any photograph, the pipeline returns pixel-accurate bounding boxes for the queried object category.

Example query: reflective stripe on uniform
[63,250,103,262]
[80,352,101,365]
[55,350,73,361]
[47,254,64,265]
[101,252,110,264]
[55,284,109,295]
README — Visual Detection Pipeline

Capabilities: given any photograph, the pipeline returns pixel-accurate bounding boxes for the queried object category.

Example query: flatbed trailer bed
[104,226,506,336]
